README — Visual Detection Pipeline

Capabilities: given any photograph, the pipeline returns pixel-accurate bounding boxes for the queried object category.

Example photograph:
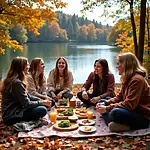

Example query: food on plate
[57,108,65,113]
[79,113,87,116]
[75,107,87,116]
[80,109,87,113]
[58,113,64,116]
[58,99,68,106]
[75,108,80,111]
[84,126,92,131]
[82,119,90,124]
[58,120,71,128]
[63,108,74,116]
[68,116,78,122]
[75,111,80,115]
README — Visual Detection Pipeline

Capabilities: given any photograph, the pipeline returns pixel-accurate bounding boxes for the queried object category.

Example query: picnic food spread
[84,126,92,131]
[53,98,96,132]
[58,120,71,128]
[58,99,68,106]
[82,119,90,124]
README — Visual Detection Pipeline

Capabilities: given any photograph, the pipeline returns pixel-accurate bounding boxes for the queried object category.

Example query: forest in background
[10,11,112,44]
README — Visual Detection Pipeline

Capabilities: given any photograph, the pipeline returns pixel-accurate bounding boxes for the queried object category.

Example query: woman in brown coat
[96,52,150,132]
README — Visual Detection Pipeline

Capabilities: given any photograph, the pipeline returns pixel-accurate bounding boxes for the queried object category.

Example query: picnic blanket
[18,111,150,138]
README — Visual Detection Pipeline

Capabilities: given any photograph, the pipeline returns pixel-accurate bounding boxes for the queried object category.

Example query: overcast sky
[59,0,114,25]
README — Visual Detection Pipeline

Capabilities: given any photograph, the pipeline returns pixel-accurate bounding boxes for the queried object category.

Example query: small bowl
[68,116,78,122]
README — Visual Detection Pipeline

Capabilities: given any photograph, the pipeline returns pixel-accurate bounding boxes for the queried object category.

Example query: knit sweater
[27,74,47,97]
[47,69,73,92]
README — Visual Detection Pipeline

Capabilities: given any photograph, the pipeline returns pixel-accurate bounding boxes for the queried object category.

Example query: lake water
[0,43,121,84]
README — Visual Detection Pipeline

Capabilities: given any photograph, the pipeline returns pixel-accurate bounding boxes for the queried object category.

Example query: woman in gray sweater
[1,57,51,125]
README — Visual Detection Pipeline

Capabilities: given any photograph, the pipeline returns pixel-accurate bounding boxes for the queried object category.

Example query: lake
[0,43,121,84]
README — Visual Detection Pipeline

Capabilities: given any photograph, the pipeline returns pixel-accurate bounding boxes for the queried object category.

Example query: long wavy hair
[118,52,147,83]
[1,57,28,95]
[94,58,109,89]
[29,58,45,89]
[53,57,69,87]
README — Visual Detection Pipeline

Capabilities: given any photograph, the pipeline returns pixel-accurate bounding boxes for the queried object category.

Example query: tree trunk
[146,4,150,55]
[129,0,138,57]
[138,0,147,63]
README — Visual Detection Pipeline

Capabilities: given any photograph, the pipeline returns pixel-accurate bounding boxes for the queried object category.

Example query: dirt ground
[0,83,150,150]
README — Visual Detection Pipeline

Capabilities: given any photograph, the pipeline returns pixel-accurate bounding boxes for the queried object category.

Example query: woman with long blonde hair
[47,57,73,100]
[96,52,150,132]
[1,57,51,125]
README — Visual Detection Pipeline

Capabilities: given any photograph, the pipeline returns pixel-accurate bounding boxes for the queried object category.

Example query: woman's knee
[77,92,82,99]
[36,106,47,117]
[98,98,107,104]
[109,108,125,120]
[51,99,55,107]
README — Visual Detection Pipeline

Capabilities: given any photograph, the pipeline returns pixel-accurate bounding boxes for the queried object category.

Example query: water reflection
[0,43,120,83]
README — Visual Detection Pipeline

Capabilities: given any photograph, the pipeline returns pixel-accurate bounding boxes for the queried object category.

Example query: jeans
[51,99,56,107]
[4,106,47,125]
[98,99,150,130]
[77,91,111,106]
[48,90,73,100]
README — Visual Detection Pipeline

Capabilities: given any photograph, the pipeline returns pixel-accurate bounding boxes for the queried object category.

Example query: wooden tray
[56,108,96,120]
[53,122,78,131]
[57,114,96,120]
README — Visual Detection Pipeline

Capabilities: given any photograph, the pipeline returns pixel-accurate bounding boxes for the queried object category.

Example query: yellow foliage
[116,31,135,53]
[0,0,67,54]
[115,12,149,55]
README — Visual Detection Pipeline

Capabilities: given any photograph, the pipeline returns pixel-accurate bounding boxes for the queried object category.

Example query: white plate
[78,119,95,126]
[79,126,96,133]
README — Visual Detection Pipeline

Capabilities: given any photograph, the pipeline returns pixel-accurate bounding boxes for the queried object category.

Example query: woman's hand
[42,100,52,107]
[90,96,99,104]
[82,91,88,100]
[96,104,107,114]
[44,95,52,101]
[57,91,63,99]
[51,91,57,99]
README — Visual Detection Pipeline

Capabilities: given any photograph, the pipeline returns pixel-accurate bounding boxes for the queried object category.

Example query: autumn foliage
[0,0,67,54]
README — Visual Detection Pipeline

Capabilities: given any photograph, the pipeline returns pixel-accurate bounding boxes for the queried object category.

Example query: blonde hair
[117,52,147,83]
[1,57,28,94]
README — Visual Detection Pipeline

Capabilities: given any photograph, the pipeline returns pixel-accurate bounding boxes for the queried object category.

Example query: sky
[59,0,115,26]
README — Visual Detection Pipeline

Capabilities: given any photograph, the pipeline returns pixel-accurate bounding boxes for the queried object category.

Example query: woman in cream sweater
[47,57,74,100]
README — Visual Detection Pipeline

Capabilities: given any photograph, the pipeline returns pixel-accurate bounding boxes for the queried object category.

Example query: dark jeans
[50,99,56,107]
[98,99,150,130]
[77,91,111,106]
[48,90,73,100]
[4,106,47,125]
